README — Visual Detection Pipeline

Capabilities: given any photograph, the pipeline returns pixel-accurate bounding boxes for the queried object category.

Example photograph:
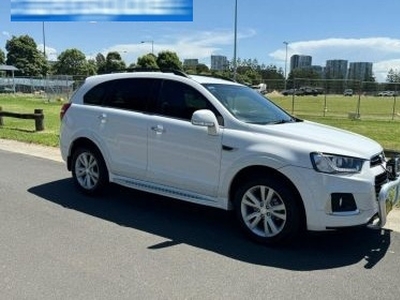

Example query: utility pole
[283,41,289,90]
[233,0,238,81]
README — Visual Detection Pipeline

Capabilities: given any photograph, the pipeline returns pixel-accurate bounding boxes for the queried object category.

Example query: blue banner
[11,0,193,22]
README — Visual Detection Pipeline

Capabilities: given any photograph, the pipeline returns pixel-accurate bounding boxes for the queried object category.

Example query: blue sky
[2,0,400,81]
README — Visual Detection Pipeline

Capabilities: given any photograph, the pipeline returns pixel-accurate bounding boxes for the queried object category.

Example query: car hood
[246,120,382,159]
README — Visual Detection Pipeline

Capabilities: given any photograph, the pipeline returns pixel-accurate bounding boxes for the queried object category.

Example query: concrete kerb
[0,138,399,233]
[0,138,62,162]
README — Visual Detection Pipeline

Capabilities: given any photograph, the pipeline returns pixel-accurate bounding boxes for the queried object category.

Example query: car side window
[103,78,160,112]
[158,80,223,124]
[83,81,112,105]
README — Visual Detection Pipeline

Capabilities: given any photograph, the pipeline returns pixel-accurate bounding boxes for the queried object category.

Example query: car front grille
[370,152,385,168]
[371,152,388,199]
[375,172,389,199]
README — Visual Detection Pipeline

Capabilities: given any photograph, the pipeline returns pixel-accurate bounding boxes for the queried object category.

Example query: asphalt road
[1,146,400,299]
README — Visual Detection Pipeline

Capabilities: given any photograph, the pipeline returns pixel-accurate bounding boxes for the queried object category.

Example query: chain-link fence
[262,78,400,121]
[2,75,400,120]
[0,75,87,101]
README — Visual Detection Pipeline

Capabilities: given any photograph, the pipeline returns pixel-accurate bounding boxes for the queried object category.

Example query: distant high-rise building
[211,55,228,71]
[347,62,373,81]
[325,59,348,79]
[290,54,312,72]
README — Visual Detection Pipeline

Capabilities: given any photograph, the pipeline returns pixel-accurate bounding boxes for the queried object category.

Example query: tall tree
[386,68,400,83]
[0,49,5,64]
[5,35,47,76]
[136,53,158,69]
[196,63,210,74]
[98,51,126,74]
[156,51,182,70]
[86,59,98,76]
[53,48,92,75]
[95,53,106,73]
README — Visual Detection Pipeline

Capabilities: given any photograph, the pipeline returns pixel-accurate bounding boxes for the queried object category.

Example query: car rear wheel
[71,147,108,195]
[234,176,301,245]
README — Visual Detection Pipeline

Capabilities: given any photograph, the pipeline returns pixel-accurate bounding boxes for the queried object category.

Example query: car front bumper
[280,164,400,231]
[368,176,400,229]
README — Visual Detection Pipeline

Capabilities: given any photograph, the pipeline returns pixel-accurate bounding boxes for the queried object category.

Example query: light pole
[42,22,46,59]
[141,40,154,54]
[233,0,238,81]
[283,41,289,90]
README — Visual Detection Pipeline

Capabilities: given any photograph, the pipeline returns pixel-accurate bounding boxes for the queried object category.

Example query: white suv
[60,71,400,245]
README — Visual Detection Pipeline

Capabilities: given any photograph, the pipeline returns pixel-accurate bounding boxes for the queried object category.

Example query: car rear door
[96,78,160,179]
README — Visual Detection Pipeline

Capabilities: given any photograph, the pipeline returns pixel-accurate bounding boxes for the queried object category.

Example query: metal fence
[263,79,400,121]
[262,78,400,95]
[0,75,87,101]
[2,75,400,120]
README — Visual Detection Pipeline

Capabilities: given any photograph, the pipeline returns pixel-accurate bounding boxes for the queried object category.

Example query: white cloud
[269,37,400,81]
[374,59,400,82]
[100,29,256,66]
[37,44,58,61]
[2,31,10,37]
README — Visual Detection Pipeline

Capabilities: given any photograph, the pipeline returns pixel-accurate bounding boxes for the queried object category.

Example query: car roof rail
[125,67,160,72]
[125,67,189,78]
[194,73,237,82]
[162,69,190,78]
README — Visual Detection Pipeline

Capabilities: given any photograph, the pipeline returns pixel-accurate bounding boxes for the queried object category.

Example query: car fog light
[331,193,357,213]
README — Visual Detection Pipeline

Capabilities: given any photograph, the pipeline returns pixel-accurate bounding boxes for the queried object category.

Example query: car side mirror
[191,109,220,136]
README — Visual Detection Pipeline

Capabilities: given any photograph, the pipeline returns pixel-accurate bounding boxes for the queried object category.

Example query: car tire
[233,176,301,245]
[71,146,109,195]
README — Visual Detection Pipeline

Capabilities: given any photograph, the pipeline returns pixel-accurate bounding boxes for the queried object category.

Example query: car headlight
[310,152,365,174]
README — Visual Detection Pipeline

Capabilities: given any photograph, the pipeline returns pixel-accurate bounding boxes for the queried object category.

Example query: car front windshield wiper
[269,118,297,124]
[246,119,293,125]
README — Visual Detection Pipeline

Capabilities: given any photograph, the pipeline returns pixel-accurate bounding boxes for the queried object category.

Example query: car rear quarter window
[83,81,112,105]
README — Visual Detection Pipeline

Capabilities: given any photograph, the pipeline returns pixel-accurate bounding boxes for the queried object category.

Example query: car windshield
[203,84,297,124]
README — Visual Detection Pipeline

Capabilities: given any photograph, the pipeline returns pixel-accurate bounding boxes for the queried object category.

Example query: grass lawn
[0,94,63,147]
[1,93,400,151]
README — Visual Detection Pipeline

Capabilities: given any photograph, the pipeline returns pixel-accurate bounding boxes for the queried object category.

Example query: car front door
[147,80,223,198]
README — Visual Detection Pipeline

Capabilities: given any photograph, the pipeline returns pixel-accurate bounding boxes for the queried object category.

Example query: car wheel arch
[67,137,105,171]
[229,165,307,230]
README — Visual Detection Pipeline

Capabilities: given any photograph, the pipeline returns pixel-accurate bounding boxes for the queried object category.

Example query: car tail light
[60,103,71,120]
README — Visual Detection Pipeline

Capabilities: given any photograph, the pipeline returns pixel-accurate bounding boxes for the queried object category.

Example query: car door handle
[151,125,165,134]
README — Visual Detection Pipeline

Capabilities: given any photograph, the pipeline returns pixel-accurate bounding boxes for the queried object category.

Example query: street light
[233,0,238,81]
[283,41,289,90]
[141,40,154,54]
[42,22,46,59]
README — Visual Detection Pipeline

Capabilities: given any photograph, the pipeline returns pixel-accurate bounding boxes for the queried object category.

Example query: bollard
[34,109,44,131]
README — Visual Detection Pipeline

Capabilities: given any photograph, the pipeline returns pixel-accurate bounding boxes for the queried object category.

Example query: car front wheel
[71,147,108,195]
[234,177,301,245]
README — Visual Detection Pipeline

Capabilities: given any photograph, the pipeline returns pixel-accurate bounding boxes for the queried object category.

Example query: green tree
[5,35,47,76]
[127,62,137,69]
[98,51,126,74]
[136,53,158,69]
[86,59,98,76]
[0,49,5,64]
[95,53,106,73]
[287,68,322,89]
[156,51,182,70]
[196,63,210,74]
[53,48,92,75]
[386,69,400,83]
